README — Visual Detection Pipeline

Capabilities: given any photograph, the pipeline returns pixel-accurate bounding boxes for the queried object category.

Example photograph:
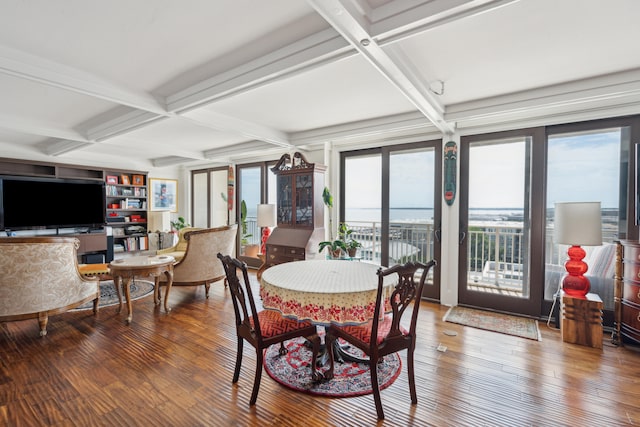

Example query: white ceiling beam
[166,28,352,113]
[203,140,282,160]
[446,69,640,122]
[291,111,435,146]
[181,109,293,149]
[306,0,456,135]
[86,111,169,142]
[39,139,94,156]
[0,113,86,141]
[0,45,166,114]
[370,0,520,44]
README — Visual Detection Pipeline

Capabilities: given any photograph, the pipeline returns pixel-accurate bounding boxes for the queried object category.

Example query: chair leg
[204,282,211,298]
[233,338,244,384]
[370,355,385,420]
[250,347,264,406]
[408,346,417,404]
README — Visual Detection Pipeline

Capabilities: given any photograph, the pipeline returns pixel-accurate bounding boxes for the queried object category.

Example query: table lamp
[257,204,276,254]
[554,201,602,297]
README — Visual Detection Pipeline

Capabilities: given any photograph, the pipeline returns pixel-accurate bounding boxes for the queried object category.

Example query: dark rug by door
[263,336,401,398]
[443,306,541,341]
[73,280,155,310]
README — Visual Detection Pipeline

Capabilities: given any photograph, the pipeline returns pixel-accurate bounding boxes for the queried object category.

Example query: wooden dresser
[615,240,640,345]
[265,152,325,266]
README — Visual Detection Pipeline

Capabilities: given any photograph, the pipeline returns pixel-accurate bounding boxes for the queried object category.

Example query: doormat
[443,306,541,341]
[263,337,401,397]
[73,280,154,310]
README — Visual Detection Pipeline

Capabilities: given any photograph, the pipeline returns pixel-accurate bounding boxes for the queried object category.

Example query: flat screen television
[0,175,106,231]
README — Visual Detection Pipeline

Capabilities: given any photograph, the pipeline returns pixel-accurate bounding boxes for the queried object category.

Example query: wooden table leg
[113,276,123,314]
[163,269,173,313]
[123,277,133,325]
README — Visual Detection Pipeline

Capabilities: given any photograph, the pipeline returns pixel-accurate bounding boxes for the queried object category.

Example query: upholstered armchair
[156,227,202,262]
[0,236,100,336]
[158,224,237,298]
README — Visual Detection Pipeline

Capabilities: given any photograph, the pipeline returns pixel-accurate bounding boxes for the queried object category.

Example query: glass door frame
[459,128,546,316]
[339,139,442,301]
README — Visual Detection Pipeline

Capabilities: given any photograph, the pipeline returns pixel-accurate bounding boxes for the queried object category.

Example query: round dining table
[260,259,397,325]
[260,259,398,379]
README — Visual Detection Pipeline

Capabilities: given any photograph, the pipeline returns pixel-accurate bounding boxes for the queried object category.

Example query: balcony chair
[157,225,237,298]
[325,259,437,420]
[217,253,317,406]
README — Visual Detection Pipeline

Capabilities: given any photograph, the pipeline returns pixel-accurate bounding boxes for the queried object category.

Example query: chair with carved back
[325,259,437,420]
[217,253,317,406]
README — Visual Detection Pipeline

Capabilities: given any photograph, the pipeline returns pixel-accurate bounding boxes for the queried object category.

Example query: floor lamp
[257,204,276,255]
[554,201,602,297]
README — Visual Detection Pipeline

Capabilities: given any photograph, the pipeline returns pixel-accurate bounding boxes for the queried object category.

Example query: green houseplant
[338,222,361,257]
[318,239,347,259]
[240,200,259,257]
[240,200,252,245]
[170,216,190,231]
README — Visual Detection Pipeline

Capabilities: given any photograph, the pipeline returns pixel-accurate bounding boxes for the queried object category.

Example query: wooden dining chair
[325,259,437,420]
[217,253,318,406]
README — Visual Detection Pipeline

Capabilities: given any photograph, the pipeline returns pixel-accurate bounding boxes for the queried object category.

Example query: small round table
[108,255,175,324]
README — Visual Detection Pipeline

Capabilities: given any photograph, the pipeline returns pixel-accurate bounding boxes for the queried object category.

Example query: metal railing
[246,217,617,295]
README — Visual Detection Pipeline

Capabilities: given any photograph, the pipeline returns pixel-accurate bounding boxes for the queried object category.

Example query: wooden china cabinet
[265,152,325,266]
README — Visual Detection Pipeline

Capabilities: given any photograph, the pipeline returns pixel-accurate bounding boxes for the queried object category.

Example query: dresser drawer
[621,300,640,342]
[267,245,304,257]
[622,262,640,285]
[624,242,640,263]
[266,244,305,264]
[623,281,640,305]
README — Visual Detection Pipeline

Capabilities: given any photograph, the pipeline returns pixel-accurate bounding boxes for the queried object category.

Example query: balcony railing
[246,217,616,297]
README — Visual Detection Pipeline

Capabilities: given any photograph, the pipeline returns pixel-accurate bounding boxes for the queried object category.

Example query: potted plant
[345,238,362,258]
[170,216,190,231]
[338,222,361,257]
[318,239,347,259]
[240,200,259,257]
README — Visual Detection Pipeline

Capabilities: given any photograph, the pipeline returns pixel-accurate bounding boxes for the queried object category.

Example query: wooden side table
[108,255,174,324]
[561,291,603,349]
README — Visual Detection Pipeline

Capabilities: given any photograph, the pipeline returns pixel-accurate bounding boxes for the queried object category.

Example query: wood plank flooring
[1,270,639,426]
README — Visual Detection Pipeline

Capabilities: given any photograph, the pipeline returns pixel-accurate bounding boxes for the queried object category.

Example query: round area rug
[73,280,155,310]
[263,336,401,397]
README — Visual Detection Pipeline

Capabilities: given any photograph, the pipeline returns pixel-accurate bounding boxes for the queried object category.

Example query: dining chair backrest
[217,253,262,344]
[372,260,437,354]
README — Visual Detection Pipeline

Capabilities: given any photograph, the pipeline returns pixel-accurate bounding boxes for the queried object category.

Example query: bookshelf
[104,170,149,258]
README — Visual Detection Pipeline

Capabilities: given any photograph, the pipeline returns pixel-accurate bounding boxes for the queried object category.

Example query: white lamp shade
[257,204,277,227]
[148,211,171,232]
[554,202,602,246]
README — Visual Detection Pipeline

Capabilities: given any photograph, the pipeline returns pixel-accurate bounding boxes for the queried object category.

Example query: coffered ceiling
[0,0,639,171]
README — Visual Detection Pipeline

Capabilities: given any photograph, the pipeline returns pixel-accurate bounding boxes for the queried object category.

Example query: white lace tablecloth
[260,260,397,325]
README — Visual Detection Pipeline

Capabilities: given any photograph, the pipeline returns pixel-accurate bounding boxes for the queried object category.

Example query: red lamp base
[260,227,271,254]
[562,245,590,297]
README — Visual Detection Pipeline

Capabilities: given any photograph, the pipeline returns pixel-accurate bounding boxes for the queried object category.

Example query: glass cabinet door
[277,175,293,226]
[295,173,313,227]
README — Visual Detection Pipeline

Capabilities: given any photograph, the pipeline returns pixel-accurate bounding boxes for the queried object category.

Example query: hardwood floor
[1,270,638,427]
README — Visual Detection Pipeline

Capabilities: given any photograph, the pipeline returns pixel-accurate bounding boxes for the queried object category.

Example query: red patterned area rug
[263,336,401,397]
[443,306,541,341]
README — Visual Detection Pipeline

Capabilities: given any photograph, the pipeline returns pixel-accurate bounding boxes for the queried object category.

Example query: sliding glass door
[341,140,441,300]
[459,130,544,316]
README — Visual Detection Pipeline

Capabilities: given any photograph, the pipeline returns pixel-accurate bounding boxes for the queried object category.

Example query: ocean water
[346,208,524,223]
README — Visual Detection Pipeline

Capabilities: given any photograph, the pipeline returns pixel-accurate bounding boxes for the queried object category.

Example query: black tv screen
[0,176,106,230]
